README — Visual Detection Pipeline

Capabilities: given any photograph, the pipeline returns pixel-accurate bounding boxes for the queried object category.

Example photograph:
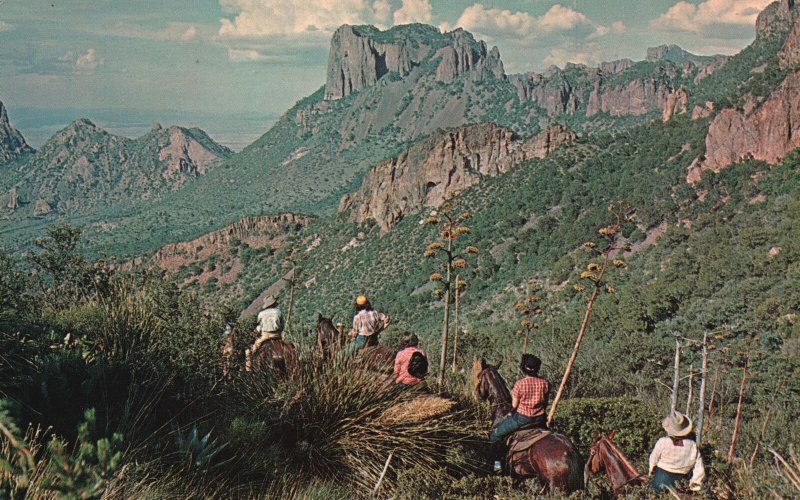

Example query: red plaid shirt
[512,376,550,418]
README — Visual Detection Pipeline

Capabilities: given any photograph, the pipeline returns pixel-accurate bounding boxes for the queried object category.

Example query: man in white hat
[648,410,705,493]
[246,295,285,370]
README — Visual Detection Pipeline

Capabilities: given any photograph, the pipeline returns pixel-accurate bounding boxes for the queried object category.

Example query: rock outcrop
[324,24,504,100]
[689,70,800,183]
[508,72,579,116]
[151,214,312,274]
[757,0,798,39]
[7,187,18,210]
[33,199,51,217]
[0,101,33,162]
[779,10,800,68]
[340,123,575,232]
[586,77,673,117]
[435,29,504,83]
[662,88,689,122]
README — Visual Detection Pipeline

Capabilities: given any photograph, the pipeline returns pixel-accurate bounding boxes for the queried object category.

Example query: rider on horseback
[489,354,549,443]
[393,332,428,386]
[246,295,286,371]
[648,411,705,493]
[347,295,390,355]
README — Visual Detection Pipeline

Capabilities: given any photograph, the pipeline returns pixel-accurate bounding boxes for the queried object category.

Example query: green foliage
[553,397,662,457]
[45,408,124,499]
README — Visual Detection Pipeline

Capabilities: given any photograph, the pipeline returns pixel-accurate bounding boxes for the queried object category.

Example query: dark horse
[587,431,645,497]
[315,315,395,373]
[248,336,299,379]
[474,358,584,493]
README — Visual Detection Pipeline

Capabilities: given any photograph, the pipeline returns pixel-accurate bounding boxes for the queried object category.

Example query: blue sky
[0,0,773,149]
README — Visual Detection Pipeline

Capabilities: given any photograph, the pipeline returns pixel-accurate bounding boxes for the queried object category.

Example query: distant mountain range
[1,0,799,264]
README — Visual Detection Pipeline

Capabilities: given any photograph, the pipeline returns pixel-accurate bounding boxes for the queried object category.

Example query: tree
[423,198,479,387]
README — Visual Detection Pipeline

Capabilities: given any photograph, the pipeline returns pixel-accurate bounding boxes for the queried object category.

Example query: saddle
[507,427,552,454]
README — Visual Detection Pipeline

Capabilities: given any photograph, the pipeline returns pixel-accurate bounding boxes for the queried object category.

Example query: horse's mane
[479,364,513,415]
[598,436,640,481]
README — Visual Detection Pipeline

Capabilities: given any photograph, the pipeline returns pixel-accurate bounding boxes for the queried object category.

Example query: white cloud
[373,0,392,26]
[110,22,205,42]
[0,20,13,32]
[453,4,597,41]
[393,0,433,25]
[543,45,603,68]
[589,20,626,39]
[218,0,381,38]
[180,25,198,42]
[74,49,104,72]
[228,48,265,61]
[650,0,772,34]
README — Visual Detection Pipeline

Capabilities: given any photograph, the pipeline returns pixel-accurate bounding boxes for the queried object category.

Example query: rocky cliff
[0,101,33,163]
[688,70,800,183]
[339,123,574,232]
[757,0,798,38]
[9,119,231,217]
[325,24,503,100]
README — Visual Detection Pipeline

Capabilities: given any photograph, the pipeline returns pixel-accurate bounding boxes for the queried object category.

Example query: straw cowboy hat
[262,295,278,309]
[662,410,693,437]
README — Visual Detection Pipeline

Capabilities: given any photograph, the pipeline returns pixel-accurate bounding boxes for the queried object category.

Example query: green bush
[553,397,662,458]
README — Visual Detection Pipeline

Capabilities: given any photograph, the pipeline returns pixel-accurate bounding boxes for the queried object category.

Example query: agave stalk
[671,339,681,414]
[438,236,452,387]
[547,250,609,426]
[696,332,708,445]
[727,357,748,463]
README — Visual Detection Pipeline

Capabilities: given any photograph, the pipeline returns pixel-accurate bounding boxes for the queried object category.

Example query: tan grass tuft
[379,395,457,425]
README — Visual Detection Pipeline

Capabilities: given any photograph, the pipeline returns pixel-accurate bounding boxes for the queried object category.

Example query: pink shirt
[394,347,425,385]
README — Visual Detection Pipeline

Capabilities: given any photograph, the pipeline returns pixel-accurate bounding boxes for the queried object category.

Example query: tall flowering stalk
[423,200,479,387]
[547,201,632,426]
[515,279,546,354]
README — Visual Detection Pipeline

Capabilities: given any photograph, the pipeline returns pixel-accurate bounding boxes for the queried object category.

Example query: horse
[586,431,645,497]
[474,357,584,493]
[221,324,257,377]
[315,315,395,373]
[315,314,344,362]
[248,336,299,379]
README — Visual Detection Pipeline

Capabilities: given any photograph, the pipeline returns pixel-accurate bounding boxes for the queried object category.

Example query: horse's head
[316,314,336,336]
[587,431,615,475]
[474,357,510,405]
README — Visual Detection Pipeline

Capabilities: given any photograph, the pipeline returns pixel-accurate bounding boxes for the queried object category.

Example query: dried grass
[378,395,457,425]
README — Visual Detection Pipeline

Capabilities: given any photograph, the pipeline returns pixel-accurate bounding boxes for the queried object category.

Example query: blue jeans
[650,467,689,493]
[490,412,544,443]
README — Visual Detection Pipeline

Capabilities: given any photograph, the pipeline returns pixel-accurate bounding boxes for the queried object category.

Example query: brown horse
[315,315,395,373]
[248,337,299,379]
[474,358,584,493]
[315,314,344,362]
[587,432,645,496]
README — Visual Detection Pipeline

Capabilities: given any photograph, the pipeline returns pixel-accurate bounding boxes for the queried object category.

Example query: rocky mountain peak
[324,23,504,100]
[757,0,798,38]
[646,44,715,65]
[0,101,34,162]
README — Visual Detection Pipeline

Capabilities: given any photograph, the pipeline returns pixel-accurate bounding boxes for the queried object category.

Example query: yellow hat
[356,295,369,306]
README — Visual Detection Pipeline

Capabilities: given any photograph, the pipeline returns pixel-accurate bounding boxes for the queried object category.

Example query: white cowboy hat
[262,295,277,309]
[662,410,693,437]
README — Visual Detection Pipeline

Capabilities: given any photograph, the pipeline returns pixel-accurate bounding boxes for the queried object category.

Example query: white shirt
[649,436,705,489]
[256,307,284,335]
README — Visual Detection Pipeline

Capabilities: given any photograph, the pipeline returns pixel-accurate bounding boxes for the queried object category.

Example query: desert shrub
[552,397,662,458]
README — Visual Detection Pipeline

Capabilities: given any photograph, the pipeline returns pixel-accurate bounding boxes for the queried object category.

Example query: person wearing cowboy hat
[245,295,285,370]
[648,410,705,493]
[489,353,550,444]
[347,294,390,355]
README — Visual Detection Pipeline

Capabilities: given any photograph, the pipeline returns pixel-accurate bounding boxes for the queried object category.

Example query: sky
[0,0,774,149]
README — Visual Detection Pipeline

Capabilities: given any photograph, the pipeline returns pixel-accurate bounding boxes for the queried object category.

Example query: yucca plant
[232,357,482,494]
[174,425,230,470]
